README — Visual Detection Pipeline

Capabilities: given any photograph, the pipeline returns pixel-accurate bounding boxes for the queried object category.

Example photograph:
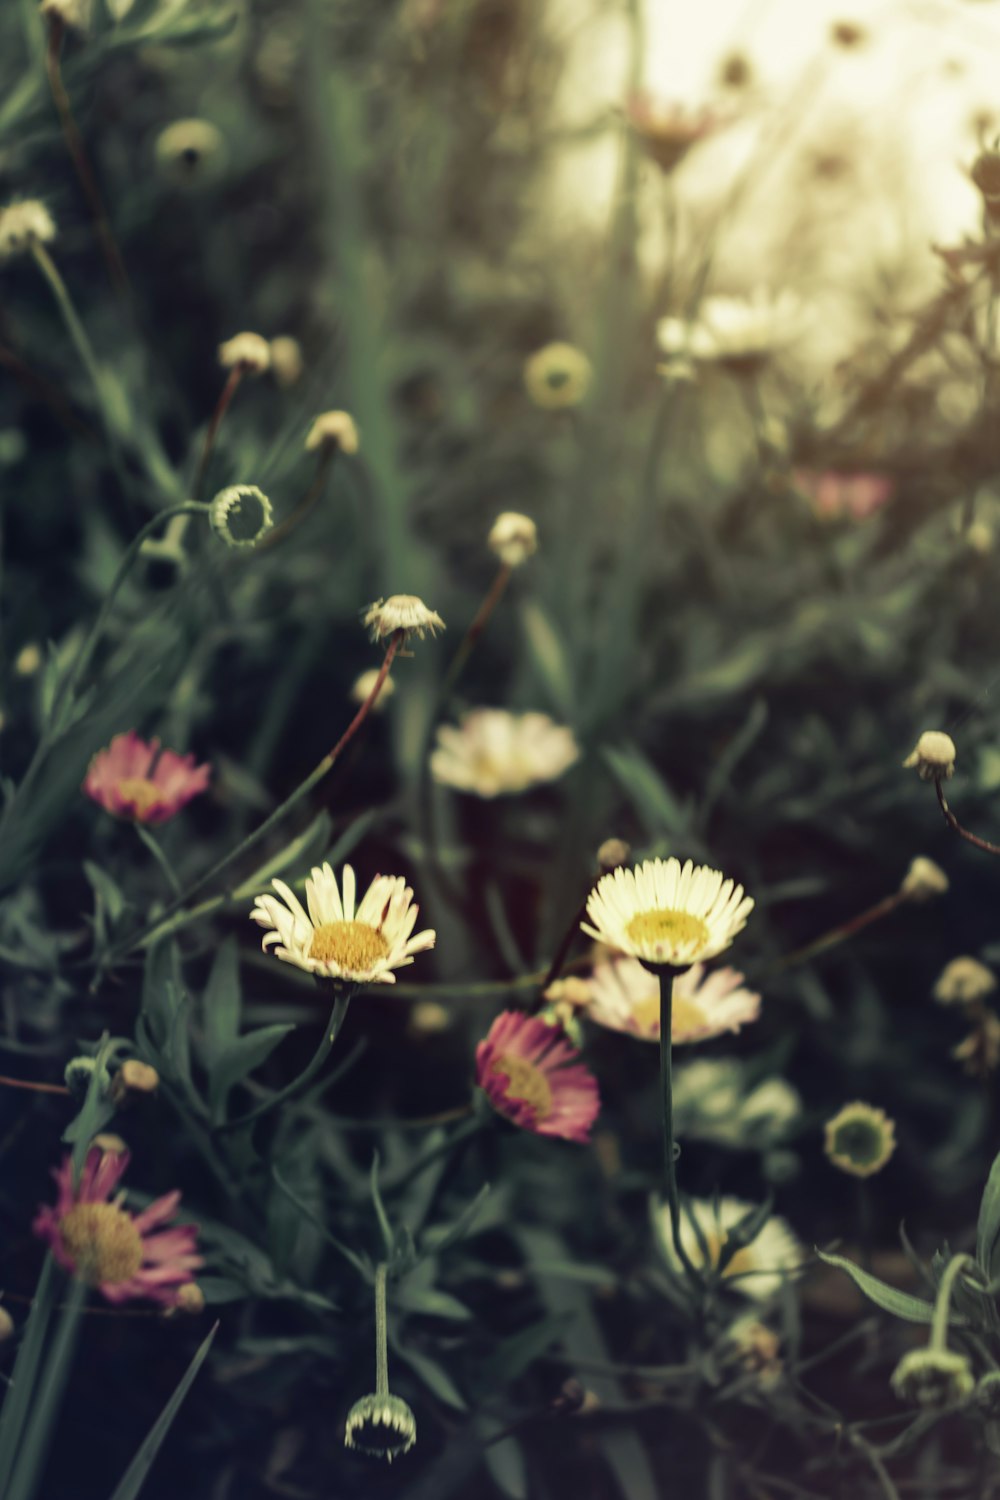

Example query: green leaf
[0,1256,58,1497]
[196,1277,248,1305]
[392,1342,467,1411]
[201,937,241,1064]
[208,1025,295,1119]
[107,1323,218,1500]
[519,601,574,718]
[977,1149,1000,1277]
[816,1251,937,1323]
[370,1152,394,1258]
[488,1314,573,1387]
[83,861,127,947]
[602,743,689,836]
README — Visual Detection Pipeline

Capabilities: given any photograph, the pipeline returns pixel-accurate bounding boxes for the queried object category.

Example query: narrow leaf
[108,1323,218,1500]
[816,1251,938,1324]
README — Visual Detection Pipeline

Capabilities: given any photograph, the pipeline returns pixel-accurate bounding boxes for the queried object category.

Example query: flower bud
[174,1282,205,1315]
[903,730,956,781]
[900,857,949,902]
[111,1059,160,1103]
[408,1000,450,1035]
[154,120,227,187]
[823,1101,896,1178]
[64,1055,110,1100]
[218,332,271,375]
[488,511,537,568]
[350,669,394,711]
[0,201,56,261]
[933,956,997,1006]
[523,343,592,409]
[209,485,274,549]
[306,410,359,454]
[91,1133,128,1156]
[344,1393,416,1461]
[269,336,304,387]
[0,1307,13,1343]
[891,1348,975,1409]
[597,838,631,872]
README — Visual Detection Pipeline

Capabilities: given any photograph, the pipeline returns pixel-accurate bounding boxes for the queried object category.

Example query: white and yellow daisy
[583,954,760,1043]
[653,1196,804,1301]
[250,863,435,985]
[582,857,753,970]
[363,595,445,643]
[430,710,579,798]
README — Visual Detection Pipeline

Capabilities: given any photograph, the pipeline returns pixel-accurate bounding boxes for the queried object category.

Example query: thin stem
[216,993,352,1134]
[379,1115,485,1193]
[374,1263,389,1397]
[931,1254,976,1350]
[194,367,243,501]
[440,562,512,699]
[6,1277,86,1500]
[0,1075,69,1096]
[539,890,592,996]
[658,969,699,1280]
[135,825,182,898]
[261,449,335,550]
[936,780,1000,858]
[44,17,129,299]
[110,634,402,959]
[769,891,906,974]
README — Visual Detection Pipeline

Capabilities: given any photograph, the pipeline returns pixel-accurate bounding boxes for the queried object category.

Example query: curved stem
[0,1075,69,1096]
[769,891,905,974]
[931,1254,976,1351]
[261,449,335,550]
[374,1263,389,1397]
[216,992,353,1134]
[936,780,1000,858]
[135,825,182,898]
[658,969,699,1280]
[441,562,512,700]
[194,367,243,502]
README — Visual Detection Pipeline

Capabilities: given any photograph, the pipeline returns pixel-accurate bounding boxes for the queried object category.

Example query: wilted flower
[793,469,895,522]
[218,331,272,374]
[345,1393,417,1462]
[581,954,760,1043]
[476,1011,600,1143]
[33,1147,201,1307]
[933,956,997,1006]
[0,201,56,260]
[363,595,444,643]
[250,863,435,985]
[269,336,304,387]
[625,93,723,173]
[582,857,753,970]
[154,119,227,186]
[900,857,949,902]
[350,669,395,711]
[523,342,592,409]
[488,511,538,568]
[653,1197,804,1300]
[903,731,956,781]
[891,1348,975,1409]
[824,1101,896,1178]
[306,410,360,454]
[658,291,803,370]
[209,485,274,548]
[84,731,210,824]
[430,710,579,798]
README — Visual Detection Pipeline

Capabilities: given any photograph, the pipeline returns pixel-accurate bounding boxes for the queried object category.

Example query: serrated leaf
[816,1251,937,1323]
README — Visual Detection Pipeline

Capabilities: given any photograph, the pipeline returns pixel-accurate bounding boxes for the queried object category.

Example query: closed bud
[597,838,630,872]
[209,485,274,549]
[903,730,956,781]
[112,1059,160,1102]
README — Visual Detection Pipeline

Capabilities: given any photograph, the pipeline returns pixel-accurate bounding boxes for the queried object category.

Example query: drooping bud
[900,856,949,902]
[111,1059,160,1103]
[488,511,537,568]
[891,1348,975,1409]
[933,956,997,1006]
[209,485,274,549]
[306,410,360,454]
[0,201,56,261]
[217,332,271,375]
[903,730,956,782]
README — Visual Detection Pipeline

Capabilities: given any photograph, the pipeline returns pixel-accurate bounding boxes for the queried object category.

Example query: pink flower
[83,731,210,824]
[794,469,895,522]
[33,1147,202,1307]
[583,956,761,1044]
[625,93,726,172]
[476,1011,600,1143]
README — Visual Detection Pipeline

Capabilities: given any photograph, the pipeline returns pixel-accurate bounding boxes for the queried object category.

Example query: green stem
[0,1256,58,1497]
[135,825,183,898]
[216,992,353,1133]
[931,1254,976,1351]
[380,1115,485,1193]
[658,969,698,1280]
[374,1262,389,1398]
[6,1278,86,1500]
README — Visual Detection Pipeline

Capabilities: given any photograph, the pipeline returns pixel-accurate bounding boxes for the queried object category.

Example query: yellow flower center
[704,1230,755,1282]
[59,1203,143,1285]
[492,1054,553,1120]
[309,920,389,971]
[626,908,709,957]
[115,777,161,819]
[630,993,705,1038]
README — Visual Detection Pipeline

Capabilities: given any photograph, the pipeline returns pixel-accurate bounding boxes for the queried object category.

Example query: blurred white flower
[900,857,949,902]
[431,710,579,798]
[657,291,803,368]
[0,201,56,260]
[933,956,997,1006]
[306,410,359,454]
[363,595,444,643]
[582,857,753,969]
[582,954,760,1043]
[653,1196,804,1301]
[350,668,394,711]
[672,1059,801,1148]
[218,332,271,374]
[488,512,537,568]
[903,730,956,782]
[269,336,304,387]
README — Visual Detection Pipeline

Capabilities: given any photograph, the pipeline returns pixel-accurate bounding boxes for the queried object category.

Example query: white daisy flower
[430,710,579,798]
[250,863,435,985]
[363,595,445,643]
[657,290,803,367]
[653,1196,804,1301]
[582,857,753,969]
[583,954,760,1043]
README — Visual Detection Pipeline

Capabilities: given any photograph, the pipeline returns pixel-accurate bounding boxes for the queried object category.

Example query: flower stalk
[658,969,698,1280]
[936,780,1000,858]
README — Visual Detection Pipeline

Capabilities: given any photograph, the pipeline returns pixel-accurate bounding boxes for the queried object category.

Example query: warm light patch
[626,908,709,953]
[492,1054,553,1120]
[60,1203,143,1285]
[705,1229,755,1282]
[115,778,161,818]
[309,920,389,970]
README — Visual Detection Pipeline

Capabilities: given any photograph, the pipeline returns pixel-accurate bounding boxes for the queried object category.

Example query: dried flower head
[824,1101,896,1178]
[0,201,56,261]
[488,511,538,568]
[582,857,753,970]
[653,1197,804,1301]
[900,857,949,902]
[251,863,435,985]
[218,332,272,374]
[154,119,227,186]
[209,485,274,548]
[350,669,395,711]
[476,1011,600,1143]
[344,1393,416,1463]
[626,94,722,173]
[84,732,210,824]
[933,956,997,1006]
[306,410,360,454]
[363,595,445,643]
[903,730,956,781]
[523,342,592,409]
[269,336,304,387]
[891,1348,975,1409]
[431,710,579,798]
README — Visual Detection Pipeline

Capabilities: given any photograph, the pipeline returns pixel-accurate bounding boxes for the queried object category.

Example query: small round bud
[597,838,631,872]
[269,336,304,388]
[112,1059,160,1102]
[933,956,997,1006]
[0,202,56,261]
[724,1317,783,1387]
[174,1282,205,1315]
[64,1055,108,1100]
[823,1101,896,1178]
[209,485,274,549]
[306,410,359,454]
[218,332,271,375]
[408,1000,450,1035]
[523,342,592,410]
[363,595,445,643]
[15,643,43,677]
[900,857,949,902]
[91,1132,128,1155]
[350,669,394,711]
[903,730,956,781]
[344,1392,416,1461]
[0,1307,13,1343]
[488,511,537,568]
[154,120,227,188]
[891,1348,975,1409]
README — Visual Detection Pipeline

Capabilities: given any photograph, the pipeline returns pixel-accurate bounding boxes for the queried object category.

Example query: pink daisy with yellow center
[583,955,761,1044]
[84,731,210,824]
[33,1147,202,1307]
[475,1011,600,1143]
